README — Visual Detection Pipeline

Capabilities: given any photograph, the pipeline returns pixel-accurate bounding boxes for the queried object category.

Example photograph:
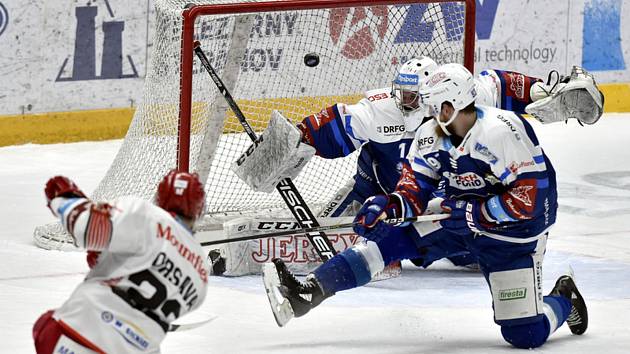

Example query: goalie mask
[392,57,438,131]
[156,169,205,221]
[419,63,478,136]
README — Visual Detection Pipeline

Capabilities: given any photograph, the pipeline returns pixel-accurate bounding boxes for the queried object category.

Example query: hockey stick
[193,41,337,261]
[200,213,449,247]
[168,314,218,332]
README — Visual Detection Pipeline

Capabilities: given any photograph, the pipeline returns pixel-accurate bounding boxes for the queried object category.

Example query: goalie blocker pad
[525,66,604,125]
[231,110,316,193]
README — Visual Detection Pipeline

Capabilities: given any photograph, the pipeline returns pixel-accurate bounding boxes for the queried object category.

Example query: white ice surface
[1,114,630,353]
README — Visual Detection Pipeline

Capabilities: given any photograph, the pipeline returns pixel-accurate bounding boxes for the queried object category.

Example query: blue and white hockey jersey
[297,70,543,208]
[299,87,419,194]
[405,105,557,238]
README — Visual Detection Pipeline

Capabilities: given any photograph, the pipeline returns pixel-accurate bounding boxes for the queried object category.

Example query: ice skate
[262,258,330,327]
[549,274,588,335]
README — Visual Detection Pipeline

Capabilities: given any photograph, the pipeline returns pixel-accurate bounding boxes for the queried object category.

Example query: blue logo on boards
[475,0,499,40]
[393,1,499,44]
[394,3,464,43]
[56,3,138,81]
[394,0,626,72]
[582,0,626,71]
[0,2,9,37]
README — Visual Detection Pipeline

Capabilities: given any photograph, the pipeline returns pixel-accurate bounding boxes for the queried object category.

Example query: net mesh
[33,0,472,249]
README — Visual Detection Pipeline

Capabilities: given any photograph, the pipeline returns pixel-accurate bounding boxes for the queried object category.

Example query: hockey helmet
[156,169,205,221]
[392,57,438,131]
[418,63,477,135]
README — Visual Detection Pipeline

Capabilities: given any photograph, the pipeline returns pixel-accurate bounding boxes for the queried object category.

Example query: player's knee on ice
[501,320,550,349]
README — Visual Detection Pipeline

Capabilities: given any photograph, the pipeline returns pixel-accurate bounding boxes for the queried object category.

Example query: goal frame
[177,0,476,172]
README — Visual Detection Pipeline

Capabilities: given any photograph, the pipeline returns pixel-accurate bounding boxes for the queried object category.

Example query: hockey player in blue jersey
[224,57,603,275]
[262,63,588,349]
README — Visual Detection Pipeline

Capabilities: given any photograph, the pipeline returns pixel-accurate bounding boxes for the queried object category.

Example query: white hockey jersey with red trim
[48,196,209,353]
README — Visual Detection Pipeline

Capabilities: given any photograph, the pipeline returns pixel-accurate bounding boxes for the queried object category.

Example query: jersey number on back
[126,270,181,320]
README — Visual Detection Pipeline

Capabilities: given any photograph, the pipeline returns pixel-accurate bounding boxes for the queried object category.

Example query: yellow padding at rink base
[0,108,134,147]
[222,94,363,131]
[600,83,630,112]
[0,85,627,147]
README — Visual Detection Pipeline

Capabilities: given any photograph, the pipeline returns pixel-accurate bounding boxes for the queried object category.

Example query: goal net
[33,0,475,250]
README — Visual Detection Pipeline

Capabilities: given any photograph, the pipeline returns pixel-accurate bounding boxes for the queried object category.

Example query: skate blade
[262,262,294,327]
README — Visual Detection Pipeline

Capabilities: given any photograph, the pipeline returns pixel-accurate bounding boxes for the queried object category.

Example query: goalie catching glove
[231,110,316,193]
[526,66,604,125]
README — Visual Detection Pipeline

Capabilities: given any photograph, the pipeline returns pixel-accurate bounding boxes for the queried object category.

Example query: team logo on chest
[474,142,498,164]
[376,124,405,135]
[445,171,486,189]
[416,136,434,151]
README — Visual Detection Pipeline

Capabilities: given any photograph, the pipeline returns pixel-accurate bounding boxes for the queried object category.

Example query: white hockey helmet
[392,56,438,131]
[418,63,477,135]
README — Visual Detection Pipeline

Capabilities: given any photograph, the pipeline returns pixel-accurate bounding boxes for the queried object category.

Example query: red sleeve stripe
[65,201,89,234]
[64,201,90,245]
[306,106,339,132]
[395,163,424,215]
[84,205,113,251]
[58,319,106,353]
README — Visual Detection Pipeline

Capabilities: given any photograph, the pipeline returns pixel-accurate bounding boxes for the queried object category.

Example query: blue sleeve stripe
[519,115,541,145]
[344,114,365,144]
[413,157,431,169]
[487,195,518,222]
[499,168,511,181]
[331,119,350,155]
[330,105,355,155]
[533,154,545,164]
[537,178,549,188]
[57,198,81,216]
[495,70,513,111]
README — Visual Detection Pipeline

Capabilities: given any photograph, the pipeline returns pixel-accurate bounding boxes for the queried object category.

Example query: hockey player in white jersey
[33,170,209,353]
[224,57,603,276]
[263,64,588,349]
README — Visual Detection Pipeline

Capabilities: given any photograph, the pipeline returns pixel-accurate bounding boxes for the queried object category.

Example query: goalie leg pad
[231,110,315,193]
[217,217,325,276]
